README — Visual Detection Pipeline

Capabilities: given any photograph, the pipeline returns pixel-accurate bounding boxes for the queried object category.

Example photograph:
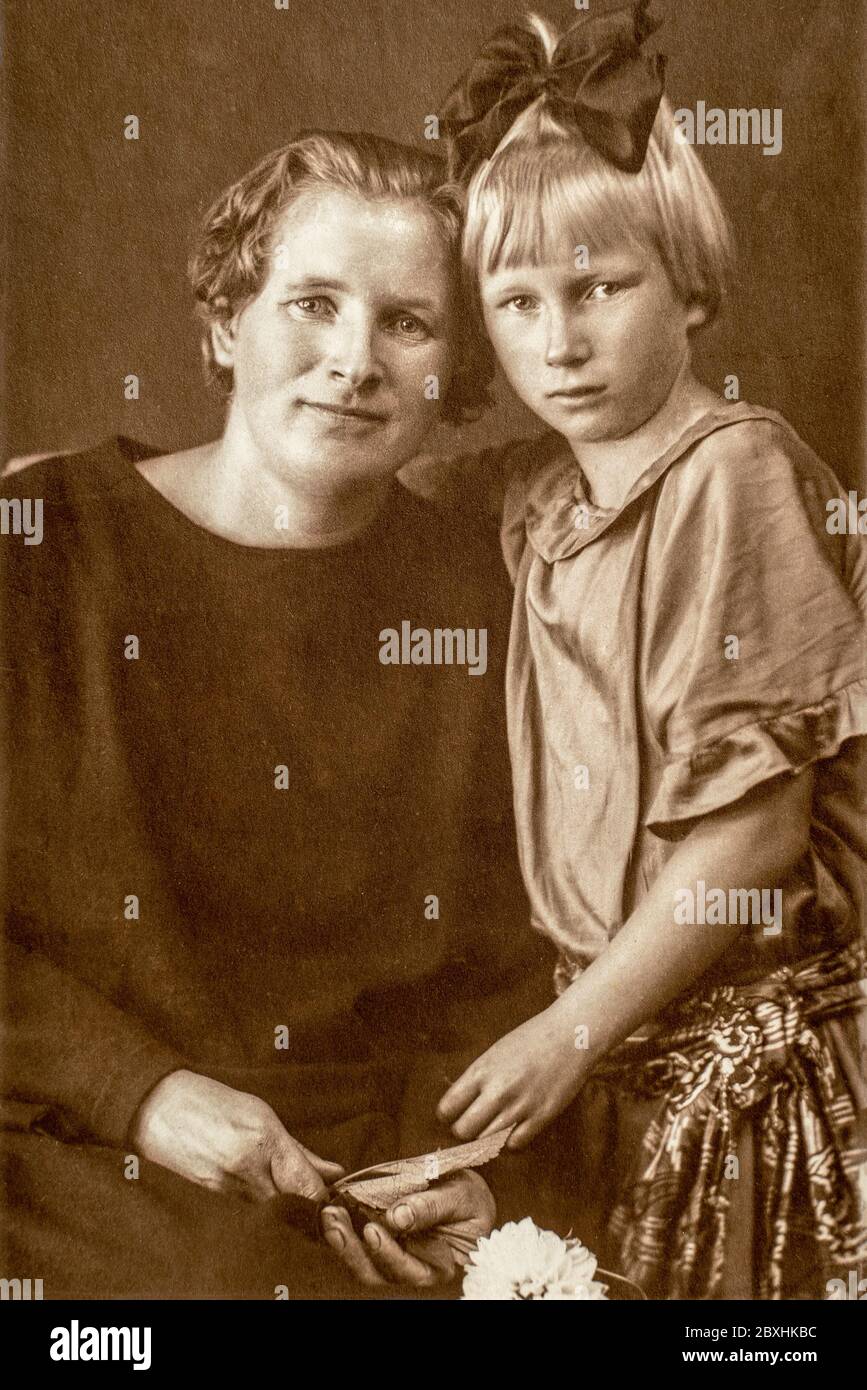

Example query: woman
[0,130,550,1298]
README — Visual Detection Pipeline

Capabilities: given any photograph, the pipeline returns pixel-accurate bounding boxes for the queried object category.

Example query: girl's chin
[529,400,613,440]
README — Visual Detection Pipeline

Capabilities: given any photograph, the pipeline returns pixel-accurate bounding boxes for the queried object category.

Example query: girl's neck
[571,363,720,510]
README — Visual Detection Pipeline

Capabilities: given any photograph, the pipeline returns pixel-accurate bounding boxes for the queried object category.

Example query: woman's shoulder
[2,437,163,582]
[399,431,557,525]
[3,436,159,501]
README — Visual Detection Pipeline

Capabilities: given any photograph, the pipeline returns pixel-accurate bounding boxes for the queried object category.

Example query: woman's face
[213,187,456,488]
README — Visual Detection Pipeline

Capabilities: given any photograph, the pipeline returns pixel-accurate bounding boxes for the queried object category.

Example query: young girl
[430,4,867,1299]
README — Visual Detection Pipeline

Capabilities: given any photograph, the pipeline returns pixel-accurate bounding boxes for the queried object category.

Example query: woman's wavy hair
[189,130,494,425]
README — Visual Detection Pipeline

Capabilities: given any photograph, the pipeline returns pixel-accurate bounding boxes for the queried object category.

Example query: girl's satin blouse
[484,401,866,990]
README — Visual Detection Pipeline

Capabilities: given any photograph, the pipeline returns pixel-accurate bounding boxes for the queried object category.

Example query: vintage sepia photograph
[1,0,865,1345]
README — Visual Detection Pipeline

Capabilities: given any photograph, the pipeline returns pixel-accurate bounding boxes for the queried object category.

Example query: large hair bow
[439,0,666,180]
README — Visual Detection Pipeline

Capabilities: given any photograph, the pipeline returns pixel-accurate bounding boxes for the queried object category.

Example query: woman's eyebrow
[279,275,441,315]
[279,276,349,292]
[384,294,440,314]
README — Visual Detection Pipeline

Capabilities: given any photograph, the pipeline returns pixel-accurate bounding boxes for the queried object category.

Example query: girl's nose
[544,310,591,368]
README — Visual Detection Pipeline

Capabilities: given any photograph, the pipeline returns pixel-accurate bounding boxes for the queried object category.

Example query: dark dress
[0,437,550,1299]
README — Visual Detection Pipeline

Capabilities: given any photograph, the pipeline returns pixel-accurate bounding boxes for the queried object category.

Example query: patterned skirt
[590,942,867,1300]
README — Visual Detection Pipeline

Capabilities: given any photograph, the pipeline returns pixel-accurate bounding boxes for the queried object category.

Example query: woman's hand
[129,1069,344,1201]
[437,1001,588,1148]
[320,1170,496,1289]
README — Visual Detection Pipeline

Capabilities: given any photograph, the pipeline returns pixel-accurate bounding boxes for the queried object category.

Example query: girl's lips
[547,385,606,399]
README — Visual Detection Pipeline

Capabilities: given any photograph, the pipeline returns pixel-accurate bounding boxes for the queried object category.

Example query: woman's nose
[544,310,591,368]
[327,320,382,388]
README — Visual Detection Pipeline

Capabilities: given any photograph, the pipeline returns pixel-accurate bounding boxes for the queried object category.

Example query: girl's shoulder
[660,403,846,516]
[647,403,863,584]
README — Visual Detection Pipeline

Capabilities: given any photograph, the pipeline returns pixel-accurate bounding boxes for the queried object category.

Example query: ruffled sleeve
[642,417,867,837]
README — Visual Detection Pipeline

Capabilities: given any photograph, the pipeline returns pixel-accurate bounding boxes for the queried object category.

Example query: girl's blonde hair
[190,130,494,423]
[462,14,734,324]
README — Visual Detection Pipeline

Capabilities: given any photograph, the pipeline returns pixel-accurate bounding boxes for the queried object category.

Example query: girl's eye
[505,295,538,313]
[389,313,429,340]
[587,282,620,301]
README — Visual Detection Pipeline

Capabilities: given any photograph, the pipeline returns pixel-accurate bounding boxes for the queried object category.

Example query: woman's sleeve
[398,440,528,530]
[396,559,554,1155]
[3,922,189,1146]
[642,421,867,837]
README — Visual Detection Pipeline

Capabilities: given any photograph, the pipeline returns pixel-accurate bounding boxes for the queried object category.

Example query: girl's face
[478,241,705,450]
[213,187,456,488]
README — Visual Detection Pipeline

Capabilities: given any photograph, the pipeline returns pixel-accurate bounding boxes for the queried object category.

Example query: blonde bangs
[466,138,662,276]
[462,98,734,322]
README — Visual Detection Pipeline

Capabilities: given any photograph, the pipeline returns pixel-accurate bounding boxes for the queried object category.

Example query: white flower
[461,1217,609,1301]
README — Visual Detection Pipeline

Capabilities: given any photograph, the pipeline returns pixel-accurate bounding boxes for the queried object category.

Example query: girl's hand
[436,1003,588,1148]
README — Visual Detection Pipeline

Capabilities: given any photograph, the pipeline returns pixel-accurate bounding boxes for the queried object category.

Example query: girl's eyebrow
[484,275,540,295]
[489,263,635,288]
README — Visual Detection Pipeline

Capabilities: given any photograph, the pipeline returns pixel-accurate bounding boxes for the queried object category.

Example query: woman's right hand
[129,1068,344,1201]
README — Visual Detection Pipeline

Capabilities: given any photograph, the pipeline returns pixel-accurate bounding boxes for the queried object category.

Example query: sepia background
[2,0,864,486]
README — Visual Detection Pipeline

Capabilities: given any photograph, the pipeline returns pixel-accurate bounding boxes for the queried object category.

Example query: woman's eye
[389,314,429,340]
[285,297,333,317]
[505,295,538,313]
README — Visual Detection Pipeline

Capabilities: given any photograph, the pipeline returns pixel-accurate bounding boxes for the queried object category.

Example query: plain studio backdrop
[1,0,864,488]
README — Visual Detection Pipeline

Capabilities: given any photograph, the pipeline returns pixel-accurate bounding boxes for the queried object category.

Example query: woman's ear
[210,317,237,371]
[686,299,710,332]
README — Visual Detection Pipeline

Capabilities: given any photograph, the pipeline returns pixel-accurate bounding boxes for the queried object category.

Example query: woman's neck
[136,434,394,550]
[571,363,720,510]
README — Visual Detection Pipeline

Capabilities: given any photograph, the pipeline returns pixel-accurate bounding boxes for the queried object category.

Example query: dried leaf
[332,1126,513,1211]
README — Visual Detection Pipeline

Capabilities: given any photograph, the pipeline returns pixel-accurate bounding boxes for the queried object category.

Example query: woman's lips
[300,399,387,423]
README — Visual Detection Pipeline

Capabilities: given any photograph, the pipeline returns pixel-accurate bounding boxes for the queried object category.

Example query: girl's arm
[438,767,814,1147]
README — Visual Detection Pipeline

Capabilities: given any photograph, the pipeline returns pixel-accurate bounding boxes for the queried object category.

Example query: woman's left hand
[320,1170,495,1289]
[437,1003,588,1148]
